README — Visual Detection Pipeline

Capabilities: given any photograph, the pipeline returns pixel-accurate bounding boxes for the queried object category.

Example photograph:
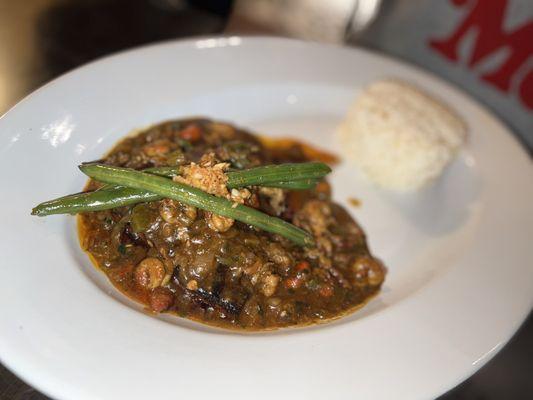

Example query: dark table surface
[0,1,531,399]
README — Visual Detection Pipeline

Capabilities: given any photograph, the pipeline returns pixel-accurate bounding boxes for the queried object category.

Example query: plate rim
[0,35,532,400]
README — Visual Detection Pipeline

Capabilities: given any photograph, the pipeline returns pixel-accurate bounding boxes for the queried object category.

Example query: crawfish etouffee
[37,118,385,330]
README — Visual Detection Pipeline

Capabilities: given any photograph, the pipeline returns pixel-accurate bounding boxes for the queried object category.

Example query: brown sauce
[348,197,362,207]
[78,118,385,330]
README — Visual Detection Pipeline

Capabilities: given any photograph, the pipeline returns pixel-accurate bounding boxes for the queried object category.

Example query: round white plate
[0,37,532,400]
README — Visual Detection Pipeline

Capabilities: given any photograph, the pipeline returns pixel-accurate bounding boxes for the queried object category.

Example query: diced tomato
[318,285,334,298]
[284,276,303,290]
[179,124,202,142]
[294,261,310,272]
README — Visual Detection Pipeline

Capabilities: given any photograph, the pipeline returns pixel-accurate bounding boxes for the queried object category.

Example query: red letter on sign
[429,0,533,108]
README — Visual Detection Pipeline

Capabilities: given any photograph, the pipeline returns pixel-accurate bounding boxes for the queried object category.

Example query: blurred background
[0,0,531,399]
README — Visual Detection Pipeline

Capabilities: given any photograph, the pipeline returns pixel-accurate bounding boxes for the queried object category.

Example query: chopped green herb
[165,149,186,165]
[131,203,153,233]
[176,138,192,151]
[306,278,320,291]
[117,243,127,255]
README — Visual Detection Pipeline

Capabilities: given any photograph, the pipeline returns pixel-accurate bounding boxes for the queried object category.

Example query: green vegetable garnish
[79,164,314,247]
[31,163,328,216]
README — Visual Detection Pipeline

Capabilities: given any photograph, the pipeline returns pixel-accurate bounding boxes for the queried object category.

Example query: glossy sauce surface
[79,118,385,330]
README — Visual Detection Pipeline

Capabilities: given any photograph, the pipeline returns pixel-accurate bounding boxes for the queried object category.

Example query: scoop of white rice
[339,79,466,191]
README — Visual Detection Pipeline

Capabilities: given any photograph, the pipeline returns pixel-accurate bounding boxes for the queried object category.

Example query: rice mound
[339,79,466,191]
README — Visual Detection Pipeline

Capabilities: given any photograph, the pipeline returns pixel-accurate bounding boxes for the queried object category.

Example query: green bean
[79,164,314,247]
[226,162,330,188]
[31,163,324,216]
[31,166,180,216]
[143,166,181,178]
[152,164,326,189]
[31,186,159,216]
[260,179,318,190]
[31,178,317,216]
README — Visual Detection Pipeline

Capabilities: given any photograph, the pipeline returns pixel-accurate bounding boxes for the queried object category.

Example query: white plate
[0,37,532,400]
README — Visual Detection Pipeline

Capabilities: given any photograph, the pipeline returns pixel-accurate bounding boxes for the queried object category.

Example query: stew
[77,118,385,330]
